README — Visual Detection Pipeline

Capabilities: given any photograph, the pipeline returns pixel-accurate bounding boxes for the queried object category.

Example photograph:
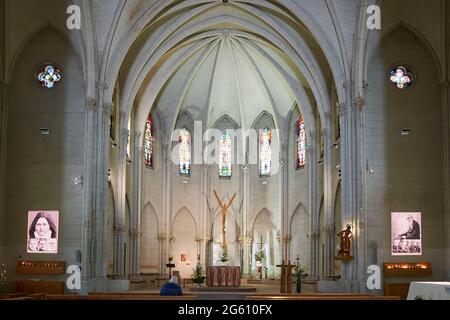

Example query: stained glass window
[144,115,154,168]
[389,66,413,89]
[219,130,232,177]
[297,116,306,169]
[179,128,191,175]
[126,117,131,159]
[37,65,62,88]
[259,127,272,175]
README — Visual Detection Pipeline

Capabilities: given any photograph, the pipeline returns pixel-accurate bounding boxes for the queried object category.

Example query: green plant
[219,249,229,262]
[254,250,265,262]
[414,295,424,300]
[191,264,206,285]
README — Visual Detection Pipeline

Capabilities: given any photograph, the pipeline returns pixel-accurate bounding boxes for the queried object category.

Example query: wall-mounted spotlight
[73,176,83,186]
[111,141,119,148]
[332,142,339,149]
[40,128,50,135]
[401,128,411,136]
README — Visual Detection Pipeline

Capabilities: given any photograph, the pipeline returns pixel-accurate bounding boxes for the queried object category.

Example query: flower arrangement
[191,264,206,285]
[219,249,229,263]
[254,250,265,262]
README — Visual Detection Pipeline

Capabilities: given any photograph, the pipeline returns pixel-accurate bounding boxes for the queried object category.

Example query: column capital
[337,103,347,116]
[240,163,248,171]
[103,103,113,117]
[157,233,167,241]
[343,80,353,89]
[85,99,98,112]
[324,224,335,235]
[309,230,320,240]
[129,228,140,237]
[113,224,125,234]
[358,222,365,229]
[353,96,365,111]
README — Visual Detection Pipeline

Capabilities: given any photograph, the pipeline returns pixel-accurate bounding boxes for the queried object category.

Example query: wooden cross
[213,190,237,250]
[276,260,295,293]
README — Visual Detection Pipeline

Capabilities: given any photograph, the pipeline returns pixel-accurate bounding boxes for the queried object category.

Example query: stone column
[242,236,252,276]
[441,81,450,277]
[279,144,289,262]
[94,102,112,280]
[322,125,335,279]
[0,82,7,261]
[129,133,142,280]
[82,99,98,280]
[307,131,320,281]
[240,164,249,273]
[200,164,209,265]
[157,233,167,275]
[161,142,171,275]
[113,126,128,276]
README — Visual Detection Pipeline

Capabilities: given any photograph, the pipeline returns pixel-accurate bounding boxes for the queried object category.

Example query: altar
[206,266,241,287]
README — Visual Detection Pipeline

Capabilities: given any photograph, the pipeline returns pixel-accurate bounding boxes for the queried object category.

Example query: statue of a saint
[337,224,352,257]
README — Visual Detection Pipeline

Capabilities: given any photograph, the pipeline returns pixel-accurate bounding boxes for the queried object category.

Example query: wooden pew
[46,293,198,300]
[245,293,401,300]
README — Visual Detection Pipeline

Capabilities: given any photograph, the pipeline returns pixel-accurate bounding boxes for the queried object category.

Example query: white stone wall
[366,27,445,280]
[4,27,84,287]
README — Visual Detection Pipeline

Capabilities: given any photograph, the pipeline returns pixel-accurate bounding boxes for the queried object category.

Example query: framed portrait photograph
[391,212,421,256]
[27,210,59,254]
[181,253,187,262]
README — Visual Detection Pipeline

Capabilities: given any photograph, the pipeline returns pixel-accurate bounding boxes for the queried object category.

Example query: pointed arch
[366,21,442,82]
[172,206,197,235]
[213,114,240,131]
[7,23,81,83]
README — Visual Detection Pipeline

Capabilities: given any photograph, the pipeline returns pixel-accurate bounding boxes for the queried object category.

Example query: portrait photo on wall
[27,210,59,254]
[391,212,421,256]
[181,254,187,262]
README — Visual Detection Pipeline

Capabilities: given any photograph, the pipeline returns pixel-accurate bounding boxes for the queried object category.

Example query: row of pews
[1,292,401,300]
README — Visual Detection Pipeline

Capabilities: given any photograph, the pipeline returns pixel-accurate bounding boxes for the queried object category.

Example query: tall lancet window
[144,115,154,168]
[219,130,232,177]
[259,127,272,176]
[126,117,131,159]
[179,128,191,175]
[297,116,306,169]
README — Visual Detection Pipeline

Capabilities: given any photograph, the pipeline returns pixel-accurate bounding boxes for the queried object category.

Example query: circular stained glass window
[36,64,62,88]
[388,65,414,90]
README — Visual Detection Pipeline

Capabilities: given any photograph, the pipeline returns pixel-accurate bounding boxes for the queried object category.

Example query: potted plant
[219,248,229,263]
[254,250,265,262]
[191,264,206,287]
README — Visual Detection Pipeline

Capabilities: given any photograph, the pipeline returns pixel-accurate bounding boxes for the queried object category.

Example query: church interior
[0,0,449,301]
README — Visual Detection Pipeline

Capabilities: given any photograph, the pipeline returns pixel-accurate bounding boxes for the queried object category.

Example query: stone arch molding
[100,0,346,110]
[141,201,160,234]
[171,206,198,237]
[250,208,277,237]
[7,23,81,84]
[289,202,309,237]
[126,16,331,134]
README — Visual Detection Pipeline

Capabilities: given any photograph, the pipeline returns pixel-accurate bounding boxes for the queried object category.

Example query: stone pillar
[0,82,7,261]
[307,131,320,281]
[324,224,336,277]
[113,126,128,276]
[161,142,171,275]
[441,81,450,278]
[94,102,113,280]
[82,99,98,280]
[240,164,249,273]
[279,144,289,262]
[129,133,142,280]
[200,164,209,265]
[242,236,252,276]
[338,83,365,289]
[157,233,167,275]
[322,125,334,279]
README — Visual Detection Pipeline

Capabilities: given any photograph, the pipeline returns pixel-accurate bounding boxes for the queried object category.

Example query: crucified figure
[213,190,237,250]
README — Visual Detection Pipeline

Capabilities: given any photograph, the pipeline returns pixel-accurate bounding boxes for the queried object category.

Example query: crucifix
[213,190,237,251]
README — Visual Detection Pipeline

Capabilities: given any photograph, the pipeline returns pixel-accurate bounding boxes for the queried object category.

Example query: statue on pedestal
[336,224,353,260]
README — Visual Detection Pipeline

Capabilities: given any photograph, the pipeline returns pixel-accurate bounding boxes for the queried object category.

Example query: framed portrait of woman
[27,210,59,254]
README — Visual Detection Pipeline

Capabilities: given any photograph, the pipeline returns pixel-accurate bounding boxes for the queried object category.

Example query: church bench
[0,292,27,300]
[245,294,400,301]
[46,293,198,300]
